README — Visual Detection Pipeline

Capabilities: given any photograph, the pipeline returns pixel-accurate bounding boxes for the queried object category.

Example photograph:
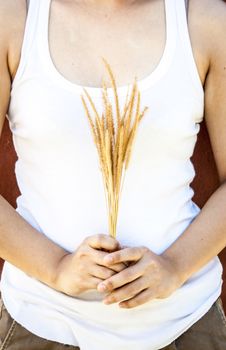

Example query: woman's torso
[1,1,223,350]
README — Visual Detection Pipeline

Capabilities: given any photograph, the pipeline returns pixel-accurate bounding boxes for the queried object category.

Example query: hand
[97,246,183,308]
[53,234,127,297]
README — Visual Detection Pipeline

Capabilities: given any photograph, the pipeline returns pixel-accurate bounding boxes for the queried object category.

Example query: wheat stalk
[80,58,149,238]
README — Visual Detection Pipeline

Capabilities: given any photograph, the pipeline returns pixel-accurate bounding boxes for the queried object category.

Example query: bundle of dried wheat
[81,58,149,238]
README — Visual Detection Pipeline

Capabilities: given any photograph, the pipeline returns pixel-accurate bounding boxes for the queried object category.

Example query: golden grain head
[80,58,148,237]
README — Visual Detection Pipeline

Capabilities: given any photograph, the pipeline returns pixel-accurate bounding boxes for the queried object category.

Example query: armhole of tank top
[176,0,204,103]
[11,0,39,90]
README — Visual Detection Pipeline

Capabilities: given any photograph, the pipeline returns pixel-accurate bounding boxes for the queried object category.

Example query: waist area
[1,256,223,321]
[0,258,223,349]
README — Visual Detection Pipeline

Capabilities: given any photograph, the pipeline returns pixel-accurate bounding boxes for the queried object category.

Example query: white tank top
[0,0,223,349]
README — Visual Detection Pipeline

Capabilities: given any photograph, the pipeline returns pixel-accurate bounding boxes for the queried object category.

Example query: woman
[0,0,226,349]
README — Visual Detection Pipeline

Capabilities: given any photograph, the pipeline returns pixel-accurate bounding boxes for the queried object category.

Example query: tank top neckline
[37,0,177,97]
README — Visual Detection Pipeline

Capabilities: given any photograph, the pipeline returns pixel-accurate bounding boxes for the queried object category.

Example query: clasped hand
[55,234,183,309]
[97,243,183,309]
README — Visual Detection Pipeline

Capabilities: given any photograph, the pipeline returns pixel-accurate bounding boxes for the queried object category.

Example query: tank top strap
[36,0,52,60]
[164,0,178,55]
[175,0,203,98]
[12,0,41,87]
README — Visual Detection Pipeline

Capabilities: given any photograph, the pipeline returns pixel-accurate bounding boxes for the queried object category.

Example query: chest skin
[10,0,209,89]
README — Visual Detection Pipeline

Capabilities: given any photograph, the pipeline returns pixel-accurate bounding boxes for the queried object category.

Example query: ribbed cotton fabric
[0,0,223,349]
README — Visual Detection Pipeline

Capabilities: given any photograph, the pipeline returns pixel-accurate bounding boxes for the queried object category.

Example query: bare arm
[0,0,69,288]
[0,0,123,296]
[162,0,226,283]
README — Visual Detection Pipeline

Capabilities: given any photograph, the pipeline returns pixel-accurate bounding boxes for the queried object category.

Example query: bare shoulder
[0,0,27,80]
[189,0,226,73]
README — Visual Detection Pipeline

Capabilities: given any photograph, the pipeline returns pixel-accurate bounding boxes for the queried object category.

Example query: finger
[88,276,105,290]
[85,234,120,252]
[103,246,147,265]
[97,262,143,292]
[119,288,154,309]
[103,276,147,304]
[109,262,128,273]
[85,247,127,271]
[75,277,104,295]
[90,265,115,280]
[84,246,114,266]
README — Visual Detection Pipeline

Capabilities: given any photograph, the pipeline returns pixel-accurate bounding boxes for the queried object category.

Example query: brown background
[0,116,225,310]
